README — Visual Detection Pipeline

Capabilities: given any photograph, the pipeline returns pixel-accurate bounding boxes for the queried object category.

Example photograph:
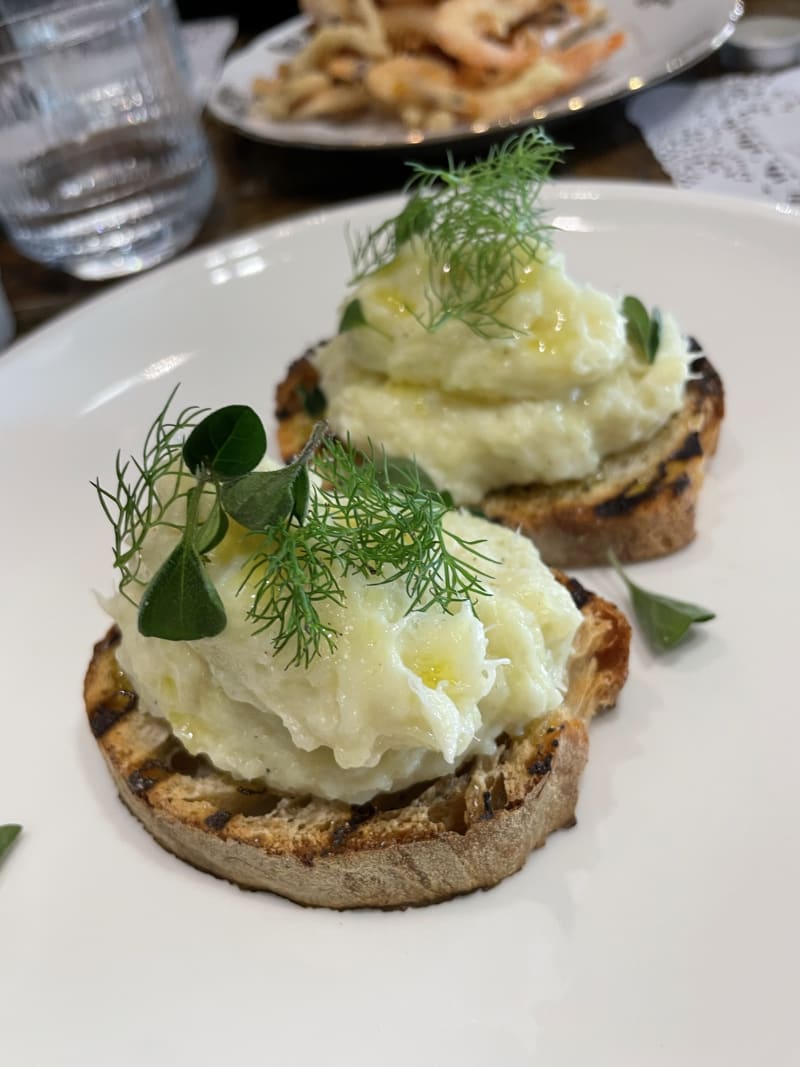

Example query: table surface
[1,0,794,339]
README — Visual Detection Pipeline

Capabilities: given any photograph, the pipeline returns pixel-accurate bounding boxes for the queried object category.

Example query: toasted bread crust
[275,350,724,567]
[84,579,630,909]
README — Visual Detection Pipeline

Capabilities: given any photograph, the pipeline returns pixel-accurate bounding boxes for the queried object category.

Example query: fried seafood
[431,0,549,72]
[251,0,625,131]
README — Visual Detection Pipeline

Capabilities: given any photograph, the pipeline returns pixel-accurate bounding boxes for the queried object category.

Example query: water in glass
[0,0,216,279]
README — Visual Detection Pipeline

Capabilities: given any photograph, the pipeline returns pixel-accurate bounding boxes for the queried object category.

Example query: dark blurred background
[176,1,300,33]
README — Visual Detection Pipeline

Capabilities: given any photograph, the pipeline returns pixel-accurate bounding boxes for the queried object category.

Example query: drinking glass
[0,0,216,279]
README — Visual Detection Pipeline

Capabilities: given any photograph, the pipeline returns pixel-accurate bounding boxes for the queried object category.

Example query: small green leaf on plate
[609,551,715,651]
[183,405,266,478]
[339,298,369,333]
[0,824,22,864]
[138,540,227,640]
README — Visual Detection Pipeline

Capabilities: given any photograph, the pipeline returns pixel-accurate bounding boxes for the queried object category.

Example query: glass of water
[0,0,216,280]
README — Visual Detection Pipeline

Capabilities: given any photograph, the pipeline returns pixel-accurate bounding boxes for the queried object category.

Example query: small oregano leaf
[622,295,648,346]
[339,298,369,333]
[138,540,227,640]
[183,405,266,478]
[194,495,229,554]
[648,307,662,362]
[623,295,661,363]
[0,824,22,864]
[220,468,300,529]
[609,551,715,651]
[376,454,439,494]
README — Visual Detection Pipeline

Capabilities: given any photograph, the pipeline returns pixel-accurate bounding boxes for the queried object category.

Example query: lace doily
[627,66,800,211]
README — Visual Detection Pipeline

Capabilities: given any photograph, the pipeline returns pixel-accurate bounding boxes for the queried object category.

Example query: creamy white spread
[106,471,582,804]
[316,241,692,504]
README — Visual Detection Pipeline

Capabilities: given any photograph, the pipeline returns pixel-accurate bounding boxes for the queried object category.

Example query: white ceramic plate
[2,183,799,1066]
[209,1,741,149]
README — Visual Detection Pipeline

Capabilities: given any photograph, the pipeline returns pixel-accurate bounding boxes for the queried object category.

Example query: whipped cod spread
[107,470,582,804]
[316,240,693,504]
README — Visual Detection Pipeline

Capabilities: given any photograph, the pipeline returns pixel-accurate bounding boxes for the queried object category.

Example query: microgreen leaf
[0,824,22,864]
[371,452,457,506]
[195,495,229,554]
[649,307,662,360]
[292,465,310,524]
[139,539,227,640]
[394,195,433,246]
[338,298,369,334]
[609,551,714,651]
[623,295,661,363]
[622,295,648,347]
[221,468,303,529]
[374,454,439,494]
[183,405,266,478]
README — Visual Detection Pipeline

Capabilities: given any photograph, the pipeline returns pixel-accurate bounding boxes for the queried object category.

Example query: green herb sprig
[338,297,391,339]
[0,824,22,865]
[93,387,206,604]
[339,298,369,333]
[348,129,564,338]
[623,295,662,363]
[609,551,714,651]
[95,396,493,668]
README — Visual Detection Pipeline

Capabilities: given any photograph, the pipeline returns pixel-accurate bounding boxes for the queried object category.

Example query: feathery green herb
[609,551,714,651]
[95,396,493,668]
[348,129,564,337]
[623,295,662,363]
[0,824,22,865]
[92,387,207,604]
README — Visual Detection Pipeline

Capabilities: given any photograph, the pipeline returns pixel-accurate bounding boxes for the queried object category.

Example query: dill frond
[349,129,564,337]
[92,387,206,602]
[242,438,495,667]
[239,518,344,669]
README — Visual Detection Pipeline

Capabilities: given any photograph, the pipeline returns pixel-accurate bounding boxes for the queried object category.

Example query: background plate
[209,0,741,149]
[2,182,799,1066]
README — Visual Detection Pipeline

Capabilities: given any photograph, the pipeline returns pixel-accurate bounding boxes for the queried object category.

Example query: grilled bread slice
[275,347,724,567]
[84,577,630,910]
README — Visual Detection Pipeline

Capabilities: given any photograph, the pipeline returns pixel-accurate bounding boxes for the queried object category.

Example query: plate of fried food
[208,0,741,148]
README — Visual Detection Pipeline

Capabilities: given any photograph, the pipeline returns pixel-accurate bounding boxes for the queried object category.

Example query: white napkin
[627,66,800,211]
